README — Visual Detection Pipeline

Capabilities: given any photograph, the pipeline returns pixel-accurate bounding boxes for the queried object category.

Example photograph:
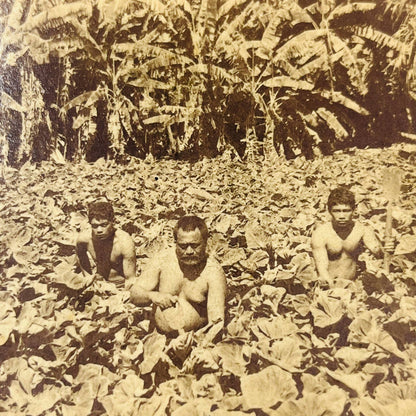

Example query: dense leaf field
[1,144,416,415]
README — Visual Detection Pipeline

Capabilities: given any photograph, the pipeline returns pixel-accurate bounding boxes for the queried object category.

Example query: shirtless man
[130,215,226,334]
[312,187,394,283]
[76,200,136,289]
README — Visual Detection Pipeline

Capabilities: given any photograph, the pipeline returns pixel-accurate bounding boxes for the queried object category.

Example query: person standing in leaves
[130,215,226,335]
[76,200,136,290]
[311,187,395,283]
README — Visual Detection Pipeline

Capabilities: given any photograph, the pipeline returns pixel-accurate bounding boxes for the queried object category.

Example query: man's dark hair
[327,187,355,210]
[174,215,208,242]
[88,201,114,222]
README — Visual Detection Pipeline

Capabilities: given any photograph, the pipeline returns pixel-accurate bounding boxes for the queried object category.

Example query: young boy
[311,187,394,283]
[76,200,136,289]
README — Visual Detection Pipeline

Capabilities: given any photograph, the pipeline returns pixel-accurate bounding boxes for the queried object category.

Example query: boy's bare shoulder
[76,229,91,244]
[312,222,332,236]
[115,228,135,248]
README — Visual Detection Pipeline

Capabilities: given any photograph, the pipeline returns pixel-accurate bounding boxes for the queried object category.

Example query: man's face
[176,228,207,266]
[329,204,354,227]
[91,218,114,240]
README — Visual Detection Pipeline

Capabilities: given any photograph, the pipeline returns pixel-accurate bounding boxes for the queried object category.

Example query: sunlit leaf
[241,365,297,409]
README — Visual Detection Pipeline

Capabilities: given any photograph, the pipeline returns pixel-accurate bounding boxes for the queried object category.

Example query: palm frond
[20,2,92,33]
[1,91,24,113]
[328,2,376,21]
[321,90,369,115]
[261,2,316,52]
[272,29,327,63]
[218,0,252,20]
[61,89,103,113]
[316,107,349,138]
[187,63,243,85]
[139,53,194,73]
[263,76,314,91]
[354,26,404,51]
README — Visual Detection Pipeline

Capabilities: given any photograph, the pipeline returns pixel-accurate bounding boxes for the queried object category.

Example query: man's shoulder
[114,228,135,251]
[312,222,332,236]
[205,255,225,276]
[147,247,177,266]
[76,229,91,245]
[115,228,134,242]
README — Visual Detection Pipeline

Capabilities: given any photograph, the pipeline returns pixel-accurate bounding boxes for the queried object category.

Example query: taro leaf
[208,232,229,257]
[75,364,113,399]
[212,410,255,416]
[269,389,347,416]
[101,394,140,416]
[171,398,212,416]
[286,294,311,317]
[191,374,223,401]
[260,285,286,302]
[12,246,40,265]
[140,331,166,374]
[302,372,336,395]
[137,394,171,416]
[0,357,28,379]
[8,226,32,251]
[25,387,61,415]
[221,247,246,267]
[61,383,95,416]
[240,250,269,272]
[397,296,416,322]
[310,292,346,328]
[395,235,416,255]
[167,331,194,363]
[359,398,416,416]
[374,380,416,404]
[193,320,224,346]
[226,311,252,339]
[17,367,38,394]
[0,301,16,345]
[259,286,286,314]
[348,312,406,359]
[254,316,298,339]
[259,337,303,372]
[289,253,317,282]
[325,368,372,397]
[334,347,374,372]
[119,341,144,365]
[113,374,146,398]
[244,221,270,249]
[9,379,29,408]
[215,342,248,376]
[184,186,213,201]
[182,346,219,374]
[240,365,297,409]
[212,214,239,234]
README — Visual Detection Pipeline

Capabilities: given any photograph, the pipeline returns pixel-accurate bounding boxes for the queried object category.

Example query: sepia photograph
[1,0,416,415]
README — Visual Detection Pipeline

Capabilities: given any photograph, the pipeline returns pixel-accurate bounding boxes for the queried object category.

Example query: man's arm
[120,233,137,289]
[362,227,384,259]
[207,268,226,324]
[76,232,93,276]
[311,227,331,282]
[129,259,177,308]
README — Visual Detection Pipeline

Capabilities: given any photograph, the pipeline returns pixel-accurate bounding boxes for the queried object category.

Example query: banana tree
[140,0,265,158]
[244,0,377,157]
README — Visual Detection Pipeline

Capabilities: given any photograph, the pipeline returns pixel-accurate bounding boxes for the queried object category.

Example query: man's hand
[384,236,396,254]
[149,292,178,309]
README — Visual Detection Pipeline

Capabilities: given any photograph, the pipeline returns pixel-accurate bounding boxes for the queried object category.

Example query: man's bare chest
[87,240,122,265]
[160,267,208,303]
[326,227,363,256]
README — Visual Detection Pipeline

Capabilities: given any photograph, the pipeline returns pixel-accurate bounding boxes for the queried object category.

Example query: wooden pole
[382,167,402,274]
